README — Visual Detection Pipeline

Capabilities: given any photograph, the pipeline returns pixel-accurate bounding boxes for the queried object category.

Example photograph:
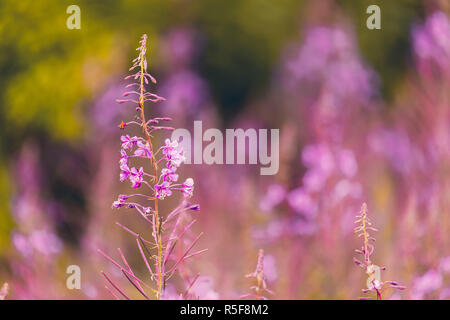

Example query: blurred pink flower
[302,169,327,192]
[291,219,317,236]
[282,26,376,106]
[302,144,335,174]
[259,184,286,212]
[287,188,317,219]
[12,233,33,258]
[29,229,62,256]
[333,180,362,202]
[439,288,450,300]
[159,71,208,115]
[439,256,450,274]
[338,149,358,178]
[263,254,278,283]
[411,269,443,299]
[161,28,199,68]
[412,11,450,71]
[190,276,220,300]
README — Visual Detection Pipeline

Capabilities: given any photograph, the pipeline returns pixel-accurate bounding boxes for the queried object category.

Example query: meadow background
[0,0,449,299]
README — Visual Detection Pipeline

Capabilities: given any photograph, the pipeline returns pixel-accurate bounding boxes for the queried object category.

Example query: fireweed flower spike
[100,35,204,300]
[240,249,274,300]
[354,203,405,300]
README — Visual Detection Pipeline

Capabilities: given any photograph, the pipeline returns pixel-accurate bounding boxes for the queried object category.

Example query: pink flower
[112,194,129,208]
[439,256,450,274]
[411,269,443,299]
[119,150,131,182]
[119,149,128,167]
[155,181,173,199]
[161,167,179,182]
[163,139,185,169]
[412,11,450,70]
[121,135,139,150]
[134,140,152,158]
[189,276,219,300]
[287,188,317,219]
[182,178,194,197]
[259,184,286,212]
[129,167,144,189]
[302,169,327,192]
[338,149,358,178]
[162,138,179,155]
[263,254,278,283]
[12,233,33,257]
[29,229,62,256]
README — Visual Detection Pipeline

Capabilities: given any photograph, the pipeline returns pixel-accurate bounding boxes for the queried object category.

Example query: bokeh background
[0,0,449,299]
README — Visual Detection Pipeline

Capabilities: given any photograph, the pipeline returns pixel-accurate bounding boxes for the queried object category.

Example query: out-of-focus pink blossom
[190,276,220,300]
[259,184,286,212]
[12,233,33,258]
[159,71,208,115]
[439,256,450,274]
[15,229,63,258]
[338,149,358,178]
[161,28,199,68]
[333,180,362,202]
[282,26,376,107]
[287,188,317,219]
[411,269,443,299]
[29,229,63,256]
[368,128,417,175]
[263,254,278,283]
[412,11,450,71]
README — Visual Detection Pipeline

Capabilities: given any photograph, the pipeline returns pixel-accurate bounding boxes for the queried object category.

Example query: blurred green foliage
[339,0,424,100]
[0,0,425,144]
[0,1,119,144]
[0,167,13,252]
[195,0,304,120]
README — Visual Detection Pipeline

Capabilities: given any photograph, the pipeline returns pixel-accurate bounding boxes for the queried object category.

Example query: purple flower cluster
[7,143,65,299]
[410,256,450,299]
[12,229,62,257]
[412,11,450,72]
[281,26,376,107]
[255,143,362,242]
[159,71,209,115]
[112,35,196,207]
[101,34,203,301]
